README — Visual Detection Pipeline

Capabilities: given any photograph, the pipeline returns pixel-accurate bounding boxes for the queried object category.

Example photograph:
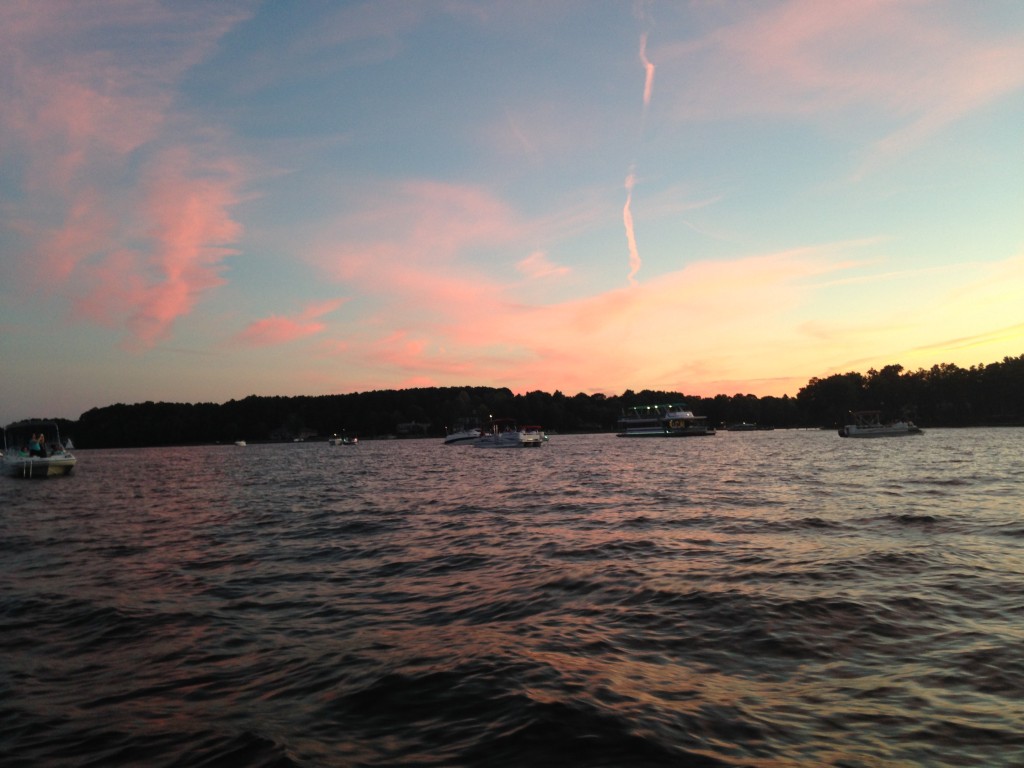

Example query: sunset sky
[2,0,1022,424]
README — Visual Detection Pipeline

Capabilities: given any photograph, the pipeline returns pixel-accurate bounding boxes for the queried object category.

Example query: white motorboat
[1,421,77,478]
[522,425,547,443]
[329,433,358,445]
[838,411,923,438]
[443,422,482,445]
[475,419,544,448]
[616,403,715,437]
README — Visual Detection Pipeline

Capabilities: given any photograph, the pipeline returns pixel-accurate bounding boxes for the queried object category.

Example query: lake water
[2,429,1023,767]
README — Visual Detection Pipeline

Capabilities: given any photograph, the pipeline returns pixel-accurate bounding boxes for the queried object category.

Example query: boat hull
[617,425,714,437]
[443,429,481,445]
[2,456,77,478]
[839,424,923,438]
[475,432,543,448]
[473,419,544,448]
[616,404,714,437]
[838,411,923,437]
[617,431,713,437]
[2,420,77,478]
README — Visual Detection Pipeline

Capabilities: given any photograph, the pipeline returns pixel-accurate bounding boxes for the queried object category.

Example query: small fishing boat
[838,411,923,438]
[616,404,715,437]
[1,421,77,478]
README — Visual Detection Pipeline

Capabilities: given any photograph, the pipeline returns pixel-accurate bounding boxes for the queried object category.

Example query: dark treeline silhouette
[18,355,1023,449]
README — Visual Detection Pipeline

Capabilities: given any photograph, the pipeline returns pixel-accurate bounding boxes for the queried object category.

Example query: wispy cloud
[517,251,570,280]
[659,0,1024,167]
[640,31,656,112]
[621,26,659,287]
[324,180,522,279]
[623,168,642,286]
[317,233,862,395]
[349,239,1023,398]
[236,299,346,346]
[0,1,251,345]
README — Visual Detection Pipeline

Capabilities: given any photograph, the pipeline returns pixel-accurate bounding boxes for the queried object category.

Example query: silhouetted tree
[37,354,1024,448]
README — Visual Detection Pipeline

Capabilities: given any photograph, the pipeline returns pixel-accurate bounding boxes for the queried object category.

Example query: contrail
[624,167,641,286]
[640,32,655,113]
[623,32,655,286]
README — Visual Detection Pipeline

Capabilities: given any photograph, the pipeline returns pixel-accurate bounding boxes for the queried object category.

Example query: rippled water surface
[2,429,1023,766]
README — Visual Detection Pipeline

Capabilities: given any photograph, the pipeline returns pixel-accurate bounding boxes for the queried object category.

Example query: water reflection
[2,429,1023,766]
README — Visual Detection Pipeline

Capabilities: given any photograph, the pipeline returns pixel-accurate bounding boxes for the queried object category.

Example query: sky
[2,0,1023,424]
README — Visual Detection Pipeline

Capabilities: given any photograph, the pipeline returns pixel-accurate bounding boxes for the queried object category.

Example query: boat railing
[622,403,697,419]
[3,422,74,457]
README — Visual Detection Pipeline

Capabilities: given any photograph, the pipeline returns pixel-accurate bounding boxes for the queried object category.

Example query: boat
[234,440,247,446]
[838,411,923,438]
[616,403,715,437]
[522,425,548,442]
[443,421,482,445]
[474,419,544,448]
[1,420,77,478]
[328,433,358,445]
[723,422,758,431]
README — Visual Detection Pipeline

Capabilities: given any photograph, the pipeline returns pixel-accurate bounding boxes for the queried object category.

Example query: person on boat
[29,434,46,458]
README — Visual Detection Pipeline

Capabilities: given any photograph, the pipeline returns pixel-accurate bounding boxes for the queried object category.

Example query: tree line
[15,355,1024,449]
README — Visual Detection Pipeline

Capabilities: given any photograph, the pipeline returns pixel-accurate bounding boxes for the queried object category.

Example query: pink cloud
[658,0,1024,162]
[309,219,1022,399]
[328,180,523,276]
[237,299,346,347]
[313,181,531,331]
[124,151,245,344]
[314,233,861,397]
[72,248,146,328]
[306,179,865,397]
[25,188,115,283]
[516,251,570,280]
[1,2,251,344]
[57,147,246,347]
[314,180,611,329]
